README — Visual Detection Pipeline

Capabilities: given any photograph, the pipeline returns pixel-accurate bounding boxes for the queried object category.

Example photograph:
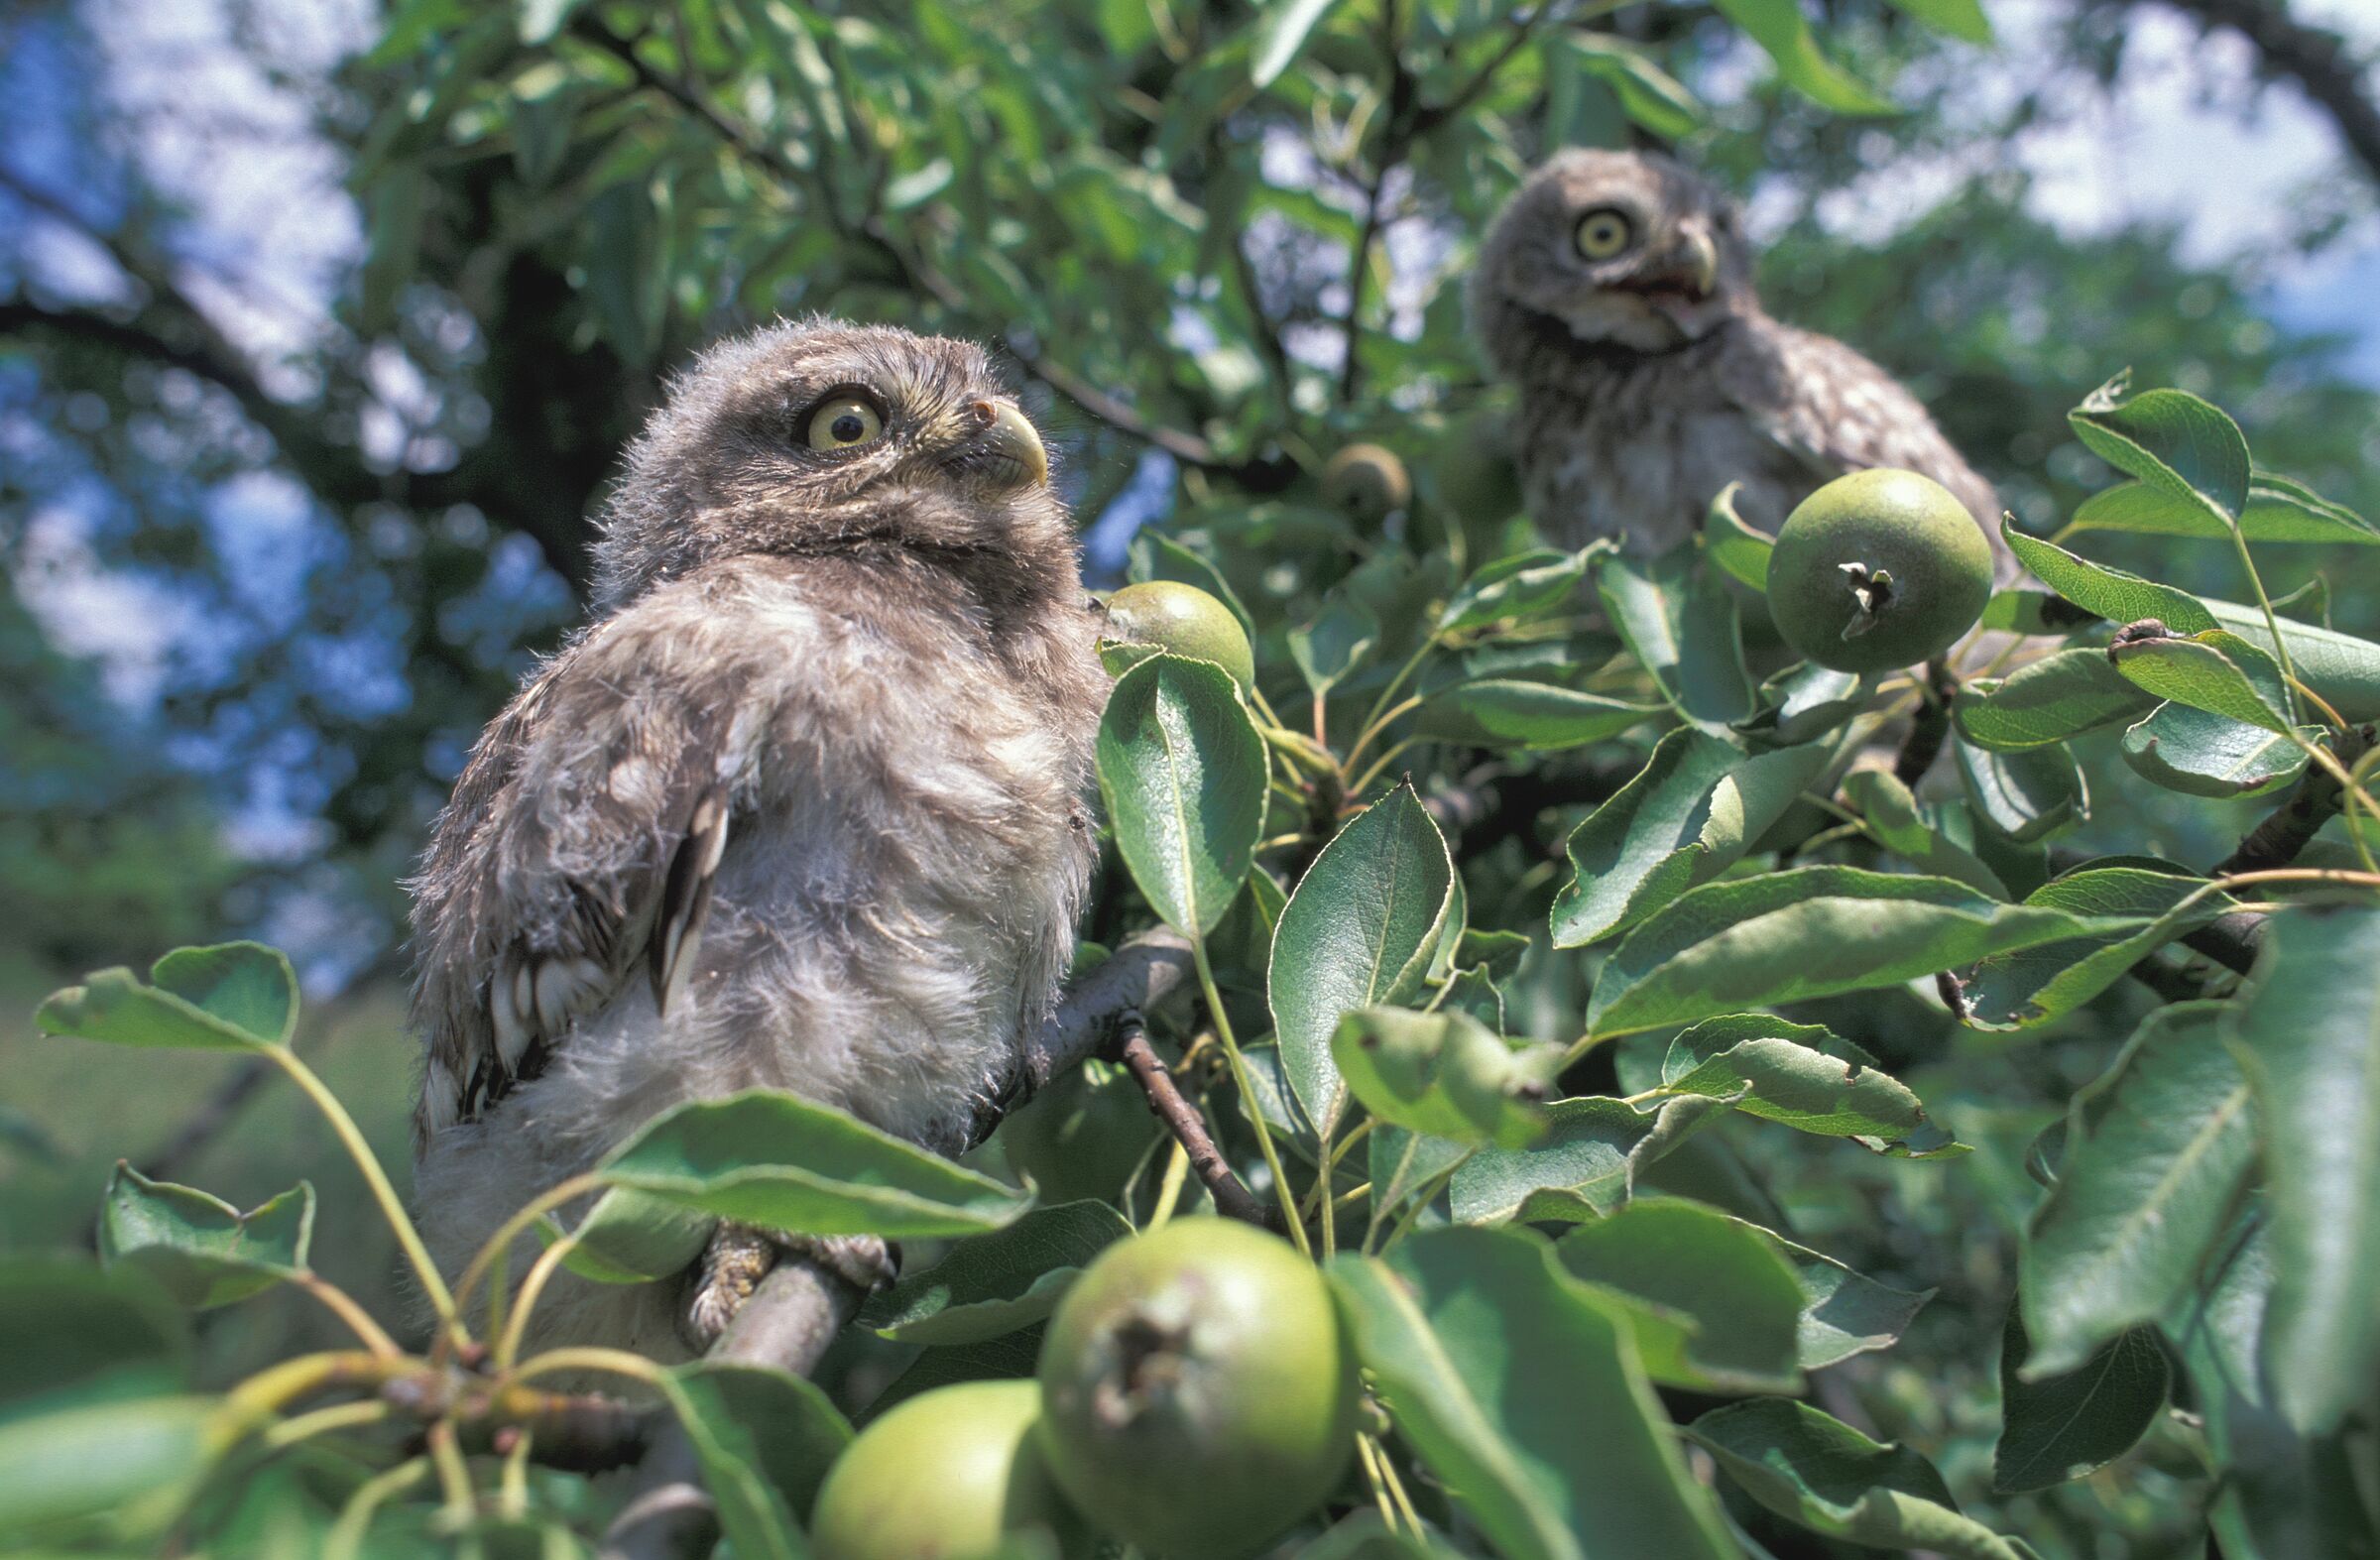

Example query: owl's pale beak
[957,398,1049,489]
[1678,226,1720,299]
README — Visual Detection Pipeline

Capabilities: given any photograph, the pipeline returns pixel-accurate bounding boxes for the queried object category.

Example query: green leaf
[2000,523,2217,634]
[1736,661,1863,748]
[598,1089,1030,1238]
[2068,375,2251,527]
[1588,867,2108,1039]
[1566,35,1705,140]
[867,1327,1046,1420]
[1097,653,1266,937]
[858,1201,1130,1345]
[540,1188,723,1285]
[98,1165,313,1310]
[2109,629,2295,734]
[1250,0,1343,87]
[1550,729,1830,948]
[656,1370,807,1560]
[1439,547,1596,635]
[1993,1308,2168,1494]
[676,1361,853,1522]
[1656,1014,1961,1155]
[1554,1202,1806,1394]
[1700,481,1770,591]
[1687,1398,2027,1559]
[1597,550,1755,730]
[1955,738,2085,842]
[1759,1230,1933,1369]
[1416,681,1658,751]
[1329,1227,1737,1560]
[1300,1510,1463,1559]
[2021,1004,2256,1375]
[1,1259,190,1414]
[1449,1098,1705,1225]
[2070,475,2380,545]
[1961,862,2227,1031]
[36,942,298,1052]
[1711,0,1895,113]
[0,1393,224,1539]
[1290,594,1381,697]
[2120,700,2310,799]
[1881,0,1991,44]
[1953,649,2157,751]
[2224,905,2380,1432]
[1841,770,2006,898]
[1332,1008,1557,1148]
[1269,784,1455,1137]
[2203,596,2380,723]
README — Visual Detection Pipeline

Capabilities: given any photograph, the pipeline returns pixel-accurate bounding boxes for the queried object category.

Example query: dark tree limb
[1893,660,1959,787]
[1116,1020,1279,1230]
[2213,725,2373,878]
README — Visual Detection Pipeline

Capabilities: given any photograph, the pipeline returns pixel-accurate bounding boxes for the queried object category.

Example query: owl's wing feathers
[1726,323,2004,542]
[408,615,751,1140]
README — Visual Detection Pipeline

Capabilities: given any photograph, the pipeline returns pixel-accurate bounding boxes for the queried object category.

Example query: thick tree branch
[2213,724,2372,878]
[1116,1019,1279,1229]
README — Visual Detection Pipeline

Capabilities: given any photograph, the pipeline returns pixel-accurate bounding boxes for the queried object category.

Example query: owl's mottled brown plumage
[406,320,1104,1358]
[1470,149,2003,560]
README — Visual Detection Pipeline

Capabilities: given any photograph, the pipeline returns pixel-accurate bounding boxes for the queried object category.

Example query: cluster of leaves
[13,370,2380,1557]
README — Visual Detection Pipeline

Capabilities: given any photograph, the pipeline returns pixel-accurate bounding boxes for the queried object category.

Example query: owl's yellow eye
[1575,208,1633,261]
[805,394,885,451]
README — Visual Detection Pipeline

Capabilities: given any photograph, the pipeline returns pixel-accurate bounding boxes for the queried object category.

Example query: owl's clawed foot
[681,1223,899,1352]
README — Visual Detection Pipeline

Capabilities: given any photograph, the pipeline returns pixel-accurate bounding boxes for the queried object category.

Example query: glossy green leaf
[1554,1201,1805,1393]
[1330,1227,1737,1560]
[1737,661,1863,747]
[2203,596,2380,722]
[1550,729,1830,948]
[656,1370,806,1560]
[2021,1004,2255,1374]
[1300,1510,1463,1559]
[1588,867,2108,1039]
[1567,35,1704,140]
[1758,1230,1933,1369]
[36,942,298,1052]
[1881,0,1992,43]
[2224,905,2380,1432]
[1955,738,2085,842]
[858,1200,1129,1344]
[1688,1398,2027,1559]
[1097,653,1266,936]
[1994,1308,2168,1494]
[1655,1013,1961,1155]
[1439,546,1596,635]
[98,1165,313,1310]
[1841,770,2006,897]
[0,1394,224,1539]
[1250,0,1343,88]
[1290,594,1381,696]
[1448,1097,1709,1225]
[599,1089,1030,1238]
[1269,784,1455,1136]
[1961,862,2227,1031]
[1416,680,1658,751]
[2068,375,2251,527]
[2108,629,2295,734]
[539,1186,715,1285]
[1700,481,1770,590]
[2069,475,2380,544]
[1953,649,2157,751]
[2001,523,2217,634]
[1,1259,190,1413]
[1332,1008,1557,1148]
[2120,700,2310,798]
[678,1360,853,1522]
[1712,0,1894,113]
[1597,550,1755,730]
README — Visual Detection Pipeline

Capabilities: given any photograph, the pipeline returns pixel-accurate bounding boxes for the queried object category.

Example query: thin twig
[1116,1020,1280,1230]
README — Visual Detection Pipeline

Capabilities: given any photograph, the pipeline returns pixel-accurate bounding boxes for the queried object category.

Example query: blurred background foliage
[3,0,2379,1551]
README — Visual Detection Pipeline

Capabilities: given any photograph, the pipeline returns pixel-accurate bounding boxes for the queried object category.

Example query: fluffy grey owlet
[406,320,1105,1359]
[1469,149,2004,561]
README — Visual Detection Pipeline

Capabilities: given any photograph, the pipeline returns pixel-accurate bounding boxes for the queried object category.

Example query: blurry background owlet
[1469,148,2006,566]
[404,320,1105,1358]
